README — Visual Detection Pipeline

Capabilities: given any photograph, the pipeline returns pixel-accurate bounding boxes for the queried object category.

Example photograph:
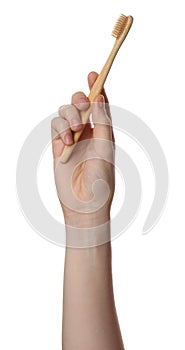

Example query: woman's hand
[51,72,115,229]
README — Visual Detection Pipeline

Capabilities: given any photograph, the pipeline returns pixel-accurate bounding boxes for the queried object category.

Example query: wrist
[64,208,111,248]
[64,209,110,228]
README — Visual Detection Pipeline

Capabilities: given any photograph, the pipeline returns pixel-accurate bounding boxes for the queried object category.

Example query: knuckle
[66,106,79,122]
[51,117,60,129]
[72,91,85,100]
[59,120,70,134]
[51,116,69,134]
[58,104,71,116]
[59,104,78,122]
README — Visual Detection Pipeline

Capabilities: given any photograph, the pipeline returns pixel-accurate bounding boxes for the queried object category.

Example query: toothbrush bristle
[112,14,128,38]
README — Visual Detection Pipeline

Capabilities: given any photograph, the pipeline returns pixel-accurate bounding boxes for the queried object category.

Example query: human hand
[51,72,115,229]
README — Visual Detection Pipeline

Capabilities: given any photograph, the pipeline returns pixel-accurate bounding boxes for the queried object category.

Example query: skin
[51,72,124,350]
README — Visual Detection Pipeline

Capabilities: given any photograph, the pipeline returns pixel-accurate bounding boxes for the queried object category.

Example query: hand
[51,72,115,228]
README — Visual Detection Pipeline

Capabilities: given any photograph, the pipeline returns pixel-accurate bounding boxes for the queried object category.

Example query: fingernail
[98,95,104,108]
[78,98,87,103]
[76,98,88,108]
[64,133,73,145]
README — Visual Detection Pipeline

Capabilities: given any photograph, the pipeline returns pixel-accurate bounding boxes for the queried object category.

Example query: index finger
[71,91,90,111]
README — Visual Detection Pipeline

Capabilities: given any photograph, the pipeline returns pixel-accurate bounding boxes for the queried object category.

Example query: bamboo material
[60,15,133,163]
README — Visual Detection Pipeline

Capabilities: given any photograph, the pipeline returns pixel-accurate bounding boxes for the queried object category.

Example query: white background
[1,0,185,349]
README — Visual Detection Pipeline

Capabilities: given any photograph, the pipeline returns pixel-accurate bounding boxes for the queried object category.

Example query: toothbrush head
[112,14,133,39]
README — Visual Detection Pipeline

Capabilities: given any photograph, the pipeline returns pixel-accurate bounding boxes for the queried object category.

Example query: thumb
[92,95,112,141]
[88,71,99,90]
[87,71,109,104]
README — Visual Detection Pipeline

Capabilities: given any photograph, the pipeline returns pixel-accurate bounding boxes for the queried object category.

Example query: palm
[54,123,114,206]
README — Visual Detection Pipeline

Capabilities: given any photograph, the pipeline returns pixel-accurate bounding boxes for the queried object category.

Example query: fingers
[51,116,73,145]
[51,72,113,160]
[71,92,90,111]
[52,92,90,150]
[59,104,83,132]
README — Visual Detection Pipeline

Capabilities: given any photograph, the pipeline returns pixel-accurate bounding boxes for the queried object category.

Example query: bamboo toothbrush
[60,14,133,163]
